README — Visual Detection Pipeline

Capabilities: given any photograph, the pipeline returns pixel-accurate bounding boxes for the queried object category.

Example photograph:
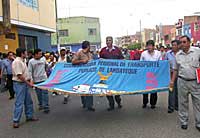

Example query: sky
[57,0,200,43]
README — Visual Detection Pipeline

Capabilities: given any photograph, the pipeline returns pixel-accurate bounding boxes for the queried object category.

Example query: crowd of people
[0,35,199,132]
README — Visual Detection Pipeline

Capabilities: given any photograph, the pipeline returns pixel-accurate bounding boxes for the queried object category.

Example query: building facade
[0,0,56,53]
[141,28,156,48]
[170,27,176,41]
[175,19,184,40]
[115,35,139,48]
[183,24,192,39]
[191,21,200,44]
[184,15,200,45]
[51,16,101,52]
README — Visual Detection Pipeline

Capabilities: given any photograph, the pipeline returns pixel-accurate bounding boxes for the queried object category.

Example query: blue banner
[36,60,170,95]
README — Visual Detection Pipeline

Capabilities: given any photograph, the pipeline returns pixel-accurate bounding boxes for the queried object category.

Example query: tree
[127,43,141,50]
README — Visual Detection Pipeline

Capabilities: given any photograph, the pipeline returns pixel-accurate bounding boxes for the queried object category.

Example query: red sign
[196,68,200,83]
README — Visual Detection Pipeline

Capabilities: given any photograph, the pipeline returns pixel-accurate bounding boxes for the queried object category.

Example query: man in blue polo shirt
[2,52,15,99]
[165,40,181,113]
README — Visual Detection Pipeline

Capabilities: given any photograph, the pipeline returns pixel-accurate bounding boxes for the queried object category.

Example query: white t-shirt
[140,50,162,61]
[58,56,67,62]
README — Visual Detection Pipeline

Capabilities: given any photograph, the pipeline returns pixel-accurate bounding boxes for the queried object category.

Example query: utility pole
[140,19,142,49]
[55,0,60,52]
[2,0,11,34]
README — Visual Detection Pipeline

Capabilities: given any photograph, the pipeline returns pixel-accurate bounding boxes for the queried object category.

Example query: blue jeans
[168,79,178,111]
[35,87,49,110]
[81,96,93,108]
[0,74,7,92]
[13,82,33,123]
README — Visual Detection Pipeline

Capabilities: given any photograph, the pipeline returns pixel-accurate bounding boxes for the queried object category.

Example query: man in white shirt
[12,48,38,128]
[58,49,70,104]
[140,40,162,109]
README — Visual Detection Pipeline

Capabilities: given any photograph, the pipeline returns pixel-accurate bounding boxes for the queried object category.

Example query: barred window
[88,28,97,36]
[59,30,69,37]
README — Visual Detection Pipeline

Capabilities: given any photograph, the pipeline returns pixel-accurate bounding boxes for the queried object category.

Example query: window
[18,35,37,51]
[5,33,16,40]
[59,30,69,37]
[18,0,38,10]
[88,28,97,36]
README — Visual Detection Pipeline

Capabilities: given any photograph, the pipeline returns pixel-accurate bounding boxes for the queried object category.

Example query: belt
[178,76,196,81]
[13,81,25,83]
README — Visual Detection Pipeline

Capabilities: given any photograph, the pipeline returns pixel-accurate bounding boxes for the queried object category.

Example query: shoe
[118,104,122,109]
[151,105,156,109]
[44,109,50,114]
[26,117,39,122]
[82,105,86,108]
[107,107,114,111]
[13,122,19,128]
[9,97,14,100]
[63,97,68,104]
[181,125,188,130]
[168,110,174,113]
[142,104,147,108]
[38,107,43,111]
[87,107,95,112]
[196,126,200,131]
[175,108,178,111]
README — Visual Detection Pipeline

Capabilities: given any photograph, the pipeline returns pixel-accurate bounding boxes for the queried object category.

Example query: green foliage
[127,43,142,50]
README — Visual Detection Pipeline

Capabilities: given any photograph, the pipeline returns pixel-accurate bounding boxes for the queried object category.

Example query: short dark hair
[146,40,155,46]
[16,48,26,57]
[34,48,42,55]
[50,51,55,55]
[180,35,191,42]
[171,40,181,45]
[106,36,113,41]
[7,51,13,57]
[160,46,165,49]
[82,41,90,49]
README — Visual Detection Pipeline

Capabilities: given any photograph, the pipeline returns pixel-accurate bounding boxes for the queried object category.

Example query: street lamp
[55,0,60,52]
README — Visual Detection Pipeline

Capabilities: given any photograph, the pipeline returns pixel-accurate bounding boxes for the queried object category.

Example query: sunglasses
[180,41,187,44]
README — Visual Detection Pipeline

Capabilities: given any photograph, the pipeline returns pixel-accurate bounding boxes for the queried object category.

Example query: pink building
[191,21,200,44]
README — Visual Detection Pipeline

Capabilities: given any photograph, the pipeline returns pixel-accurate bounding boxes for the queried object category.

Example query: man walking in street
[12,48,38,128]
[99,36,124,111]
[0,53,8,92]
[58,49,70,104]
[170,35,200,131]
[2,52,15,99]
[165,40,181,113]
[28,49,50,113]
[72,41,95,111]
[140,40,162,109]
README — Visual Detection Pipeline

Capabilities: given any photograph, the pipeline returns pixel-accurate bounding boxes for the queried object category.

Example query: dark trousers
[143,93,157,106]
[168,79,178,111]
[107,95,121,108]
[7,74,15,98]
[81,96,93,108]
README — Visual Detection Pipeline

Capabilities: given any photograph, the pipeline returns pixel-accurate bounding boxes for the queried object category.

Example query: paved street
[0,90,199,138]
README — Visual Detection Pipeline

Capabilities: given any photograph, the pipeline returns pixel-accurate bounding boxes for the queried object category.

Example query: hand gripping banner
[35,59,170,96]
